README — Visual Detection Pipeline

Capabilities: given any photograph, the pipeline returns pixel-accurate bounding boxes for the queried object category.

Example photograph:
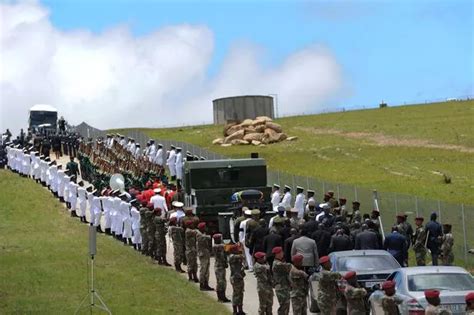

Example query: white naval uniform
[69,181,79,213]
[294,193,305,219]
[154,148,164,166]
[166,149,176,177]
[120,201,132,239]
[148,144,156,162]
[279,191,292,209]
[112,197,122,235]
[150,194,168,217]
[77,186,87,218]
[57,170,66,198]
[102,196,112,230]
[130,206,141,245]
[271,191,281,211]
[175,151,183,180]
[239,218,253,271]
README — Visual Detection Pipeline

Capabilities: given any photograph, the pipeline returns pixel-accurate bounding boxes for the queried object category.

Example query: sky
[1,0,473,134]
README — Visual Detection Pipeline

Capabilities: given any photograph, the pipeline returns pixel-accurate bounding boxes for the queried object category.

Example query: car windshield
[336,255,400,271]
[408,273,474,292]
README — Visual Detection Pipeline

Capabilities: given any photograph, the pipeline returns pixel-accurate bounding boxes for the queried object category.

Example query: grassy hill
[124,100,474,206]
[0,170,230,314]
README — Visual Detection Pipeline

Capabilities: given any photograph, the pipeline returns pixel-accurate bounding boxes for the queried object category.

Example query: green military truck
[183,156,272,236]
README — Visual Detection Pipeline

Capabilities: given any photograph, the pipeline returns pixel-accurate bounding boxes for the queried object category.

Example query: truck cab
[183,157,272,234]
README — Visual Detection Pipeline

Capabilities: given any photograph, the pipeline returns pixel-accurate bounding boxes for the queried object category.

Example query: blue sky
[41,0,473,109]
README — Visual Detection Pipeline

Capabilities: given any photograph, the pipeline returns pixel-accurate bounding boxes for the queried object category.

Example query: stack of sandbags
[212,116,298,146]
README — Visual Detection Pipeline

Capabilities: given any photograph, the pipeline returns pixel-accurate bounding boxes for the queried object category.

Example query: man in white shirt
[279,185,292,209]
[154,144,164,166]
[271,184,281,211]
[150,188,168,217]
[166,145,177,181]
[294,186,305,219]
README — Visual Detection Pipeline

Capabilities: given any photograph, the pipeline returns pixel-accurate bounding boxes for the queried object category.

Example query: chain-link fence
[75,122,474,268]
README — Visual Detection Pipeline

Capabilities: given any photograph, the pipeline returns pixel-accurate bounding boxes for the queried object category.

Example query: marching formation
[3,129,472,315]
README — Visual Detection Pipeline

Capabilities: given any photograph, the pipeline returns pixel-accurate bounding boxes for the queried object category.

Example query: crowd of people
[3,129,473,315]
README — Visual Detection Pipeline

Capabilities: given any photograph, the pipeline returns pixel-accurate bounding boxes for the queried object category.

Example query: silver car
[309,250,401,313]
[369,266,474,315]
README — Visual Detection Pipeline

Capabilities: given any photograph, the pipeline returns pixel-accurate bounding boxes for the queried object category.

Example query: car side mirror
[372,284,381,291]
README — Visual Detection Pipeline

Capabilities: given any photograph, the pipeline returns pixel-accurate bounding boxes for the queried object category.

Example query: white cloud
[0,1,344,135]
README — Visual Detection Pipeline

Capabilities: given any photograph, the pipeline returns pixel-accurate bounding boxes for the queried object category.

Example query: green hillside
[0,170,230,314]
[124,100,474,205]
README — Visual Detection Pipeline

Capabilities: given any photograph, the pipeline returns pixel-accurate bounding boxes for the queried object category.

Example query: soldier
[290,254,308,315]
[380,280,403,315]
[272,246,291,315]
[441,224,454,266]
[253,252,274,315]
[229,244,246,315]
[154,208,170,265]
[343,271,366,315]
[294,186,305,219]
[181,207,199,229]
[349,201,362,224]
[317,256,342,315]
[197,222,213,291]
[185,220,199,283]
[139,202,150,255]
[412,216,427,266]
[425,290,452,315]
[169,216,185,273]
[213,233,230,303]
[271,184,281,211]
[466,292,474,314]
[147,205,157,257]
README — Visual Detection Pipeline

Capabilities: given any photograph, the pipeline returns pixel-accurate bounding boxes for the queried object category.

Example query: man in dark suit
[384,226,407,266]
[355,222,382,250]
[329,228,353,253]
[283,228,299,263]
[263,229,283,268]
[425,212,443,266]
[311,223,331,257]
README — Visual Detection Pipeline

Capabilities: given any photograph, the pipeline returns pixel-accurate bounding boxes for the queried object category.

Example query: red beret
[154,207,162,214]
[254,252,266,260]
[212,233,222,240]
[292,254,304,265]
[415,217,424,221]
[197,222,206,230]
[339,197,347,201]
[425,290,440,299]
[382,280,395,290]
[169,217,177,224]
[147,203,154,210]
[272,246,283,255]
[343,271,356,280]
[230,244,241,254]
[466,292,474,302]
[319,256,330,264]
[184,220,194,227]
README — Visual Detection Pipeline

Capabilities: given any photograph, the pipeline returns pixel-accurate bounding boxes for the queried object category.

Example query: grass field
[0,170,230,314]
[116,100,474,206]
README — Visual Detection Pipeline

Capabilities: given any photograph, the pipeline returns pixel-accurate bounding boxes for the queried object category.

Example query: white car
[369,266,474,315]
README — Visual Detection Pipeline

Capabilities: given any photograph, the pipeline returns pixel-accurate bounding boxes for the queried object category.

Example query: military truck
[182,155,272,235]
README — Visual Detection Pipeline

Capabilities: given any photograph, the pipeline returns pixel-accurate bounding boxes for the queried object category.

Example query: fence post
[354,186,358,201]
[437,200,442,223]
[277,171,280,187]
[415,196,419,216]
[461,204,468,263]
[292,175,296,191]
[336,184,340,200]
[394,194,398,215]
[306,176,310,192]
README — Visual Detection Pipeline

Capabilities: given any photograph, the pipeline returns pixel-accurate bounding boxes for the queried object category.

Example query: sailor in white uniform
[147,140,156,162]
[270,184,281,211]
[130,201,142,250]
[154,144,164,166]
[166,145,177,180]
[294,186,305,219]
[175,147,183,182]
[77,181,88,223]
[279,185,293,209]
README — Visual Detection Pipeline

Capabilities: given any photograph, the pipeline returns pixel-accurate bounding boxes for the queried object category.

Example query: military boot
[203,282,214,291]
[232,305,238,315]
[175,264,185,273]
[218,291,230,303]
[192,272,199,283]
[162,259,171,267]
[188,272,193,281]
[237,305,246,315]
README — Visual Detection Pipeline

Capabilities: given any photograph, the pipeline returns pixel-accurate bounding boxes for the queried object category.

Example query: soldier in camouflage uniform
[425,289,452,315]
[184,220,199,282]
[213,233,230,303]
[412,216,427,266]
[317,256,342,315]
[139,202,150,256]
[168,216,185,273]
[380,280,403,315]
[181,207,199,229]
[253,252,274,315]
[153,208,170,265]
[272,246,291,315]
[343,271,366,315]
[290,254,308,315]
[229,244,246,315]
[145,204,156,257]
[197,222,213,291]
[441,224,454,266]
